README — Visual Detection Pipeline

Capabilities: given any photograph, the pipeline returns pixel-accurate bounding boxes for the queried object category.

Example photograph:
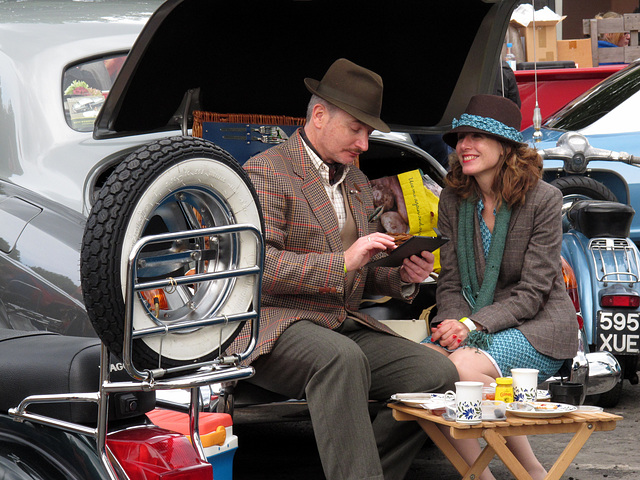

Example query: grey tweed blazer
[227,130,414,365]
[433,181,578,360]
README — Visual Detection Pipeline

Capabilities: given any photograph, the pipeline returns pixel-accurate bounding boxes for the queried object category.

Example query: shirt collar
[300,134,349,186]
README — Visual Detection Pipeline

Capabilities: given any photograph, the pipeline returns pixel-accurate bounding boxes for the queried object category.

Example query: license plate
[597,310,640,354]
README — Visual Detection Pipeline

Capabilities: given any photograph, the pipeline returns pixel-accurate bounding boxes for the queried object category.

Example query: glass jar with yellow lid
[495,377,514,403]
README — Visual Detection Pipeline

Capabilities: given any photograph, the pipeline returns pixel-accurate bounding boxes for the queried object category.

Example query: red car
[516,65,624,129]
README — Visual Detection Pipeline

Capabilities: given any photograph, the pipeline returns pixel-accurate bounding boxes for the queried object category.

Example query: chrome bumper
[583,351,622,395]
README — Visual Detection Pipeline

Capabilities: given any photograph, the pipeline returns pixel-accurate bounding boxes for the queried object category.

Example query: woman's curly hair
[445,138,542,209]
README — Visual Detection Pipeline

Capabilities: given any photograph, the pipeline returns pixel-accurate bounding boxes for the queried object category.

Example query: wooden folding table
[390,402,622,480]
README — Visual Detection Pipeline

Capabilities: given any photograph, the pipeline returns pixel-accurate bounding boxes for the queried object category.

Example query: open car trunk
[95,0,520,140]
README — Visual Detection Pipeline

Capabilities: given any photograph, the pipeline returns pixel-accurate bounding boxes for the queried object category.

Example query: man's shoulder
[348,165,370,183]
[245,131,303,167]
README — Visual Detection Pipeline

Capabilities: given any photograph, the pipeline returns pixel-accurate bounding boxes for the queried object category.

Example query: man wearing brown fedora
[238,58,458,479]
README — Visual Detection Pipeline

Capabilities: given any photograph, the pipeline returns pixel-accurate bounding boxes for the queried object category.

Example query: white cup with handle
[511,368,539,402]
[444,381,483,424]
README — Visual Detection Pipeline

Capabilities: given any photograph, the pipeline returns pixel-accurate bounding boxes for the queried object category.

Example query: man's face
[313,105,373,166]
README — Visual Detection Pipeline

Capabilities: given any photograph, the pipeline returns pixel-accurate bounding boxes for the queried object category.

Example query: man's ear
[311,103,326,128]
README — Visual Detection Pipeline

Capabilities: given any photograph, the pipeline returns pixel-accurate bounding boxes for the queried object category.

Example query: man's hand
[344,233,396,272]
[400,250,435,283]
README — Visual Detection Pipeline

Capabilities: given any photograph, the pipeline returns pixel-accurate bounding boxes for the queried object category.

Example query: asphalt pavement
[232,379,640,479]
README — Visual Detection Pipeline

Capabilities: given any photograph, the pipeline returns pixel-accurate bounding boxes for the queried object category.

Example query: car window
[579,89,640,135]
[545,63,640,133]
[62,55,126,132]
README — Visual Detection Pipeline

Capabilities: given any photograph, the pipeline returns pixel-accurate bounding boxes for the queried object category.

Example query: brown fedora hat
[304,58,390,133]
[442,94,525,149]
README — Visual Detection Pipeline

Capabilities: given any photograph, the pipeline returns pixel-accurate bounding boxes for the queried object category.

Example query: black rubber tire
[549,176,618,202]
[80,136,263,370]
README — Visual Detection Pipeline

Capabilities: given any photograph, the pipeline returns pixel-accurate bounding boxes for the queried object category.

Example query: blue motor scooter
[539,132,640,407]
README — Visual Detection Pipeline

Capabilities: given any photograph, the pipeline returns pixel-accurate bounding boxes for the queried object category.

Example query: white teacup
[444,381,483,424]
[511,368,539,402]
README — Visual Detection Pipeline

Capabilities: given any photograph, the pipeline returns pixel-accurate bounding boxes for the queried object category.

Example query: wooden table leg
[483,429,533,480]
[462,443,496,480]
[416,419,472,476]
[417,419,497,480]
[545,422,595,480]
[390,405,621,480]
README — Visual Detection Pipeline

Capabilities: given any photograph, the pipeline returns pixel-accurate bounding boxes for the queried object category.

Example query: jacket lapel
[289,132,343,253]
[344,173,368,239]
[473,201,521,287]
[344,169,371,299]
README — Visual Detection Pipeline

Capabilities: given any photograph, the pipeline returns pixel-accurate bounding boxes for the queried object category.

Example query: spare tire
[81,136,263,370]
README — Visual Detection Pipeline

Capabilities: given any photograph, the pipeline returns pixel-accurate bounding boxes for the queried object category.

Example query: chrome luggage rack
[589,237,640,285]
[9,224,264,479]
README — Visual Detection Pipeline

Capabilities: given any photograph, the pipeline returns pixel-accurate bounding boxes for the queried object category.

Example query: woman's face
[618,32,631,47]
[455,132,503,185]
[607,32,631,46]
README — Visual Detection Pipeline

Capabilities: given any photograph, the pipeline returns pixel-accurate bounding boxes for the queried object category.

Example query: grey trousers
[247,319,459,480]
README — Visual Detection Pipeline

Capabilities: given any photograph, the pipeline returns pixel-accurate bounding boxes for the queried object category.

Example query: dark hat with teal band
[442,94,525,148]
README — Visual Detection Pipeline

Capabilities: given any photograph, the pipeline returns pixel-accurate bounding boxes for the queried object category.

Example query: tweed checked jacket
[228,130,415,365]
[433,180,578,360]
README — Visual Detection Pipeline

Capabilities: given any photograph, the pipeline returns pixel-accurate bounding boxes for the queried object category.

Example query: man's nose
[355,133,369,152]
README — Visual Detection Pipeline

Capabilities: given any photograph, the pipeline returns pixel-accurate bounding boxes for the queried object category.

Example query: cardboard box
[557,39,593,68]
[511,17,565,62]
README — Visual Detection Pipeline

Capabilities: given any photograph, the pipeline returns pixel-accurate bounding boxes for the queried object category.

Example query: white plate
[391,393,445,408]
[576,405,603,413]
[506,402,577,418]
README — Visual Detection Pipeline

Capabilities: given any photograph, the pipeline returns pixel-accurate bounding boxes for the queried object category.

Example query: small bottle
[495,377,514,403]
[505,42,516,71]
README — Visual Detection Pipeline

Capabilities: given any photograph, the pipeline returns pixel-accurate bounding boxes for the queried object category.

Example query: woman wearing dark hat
[425,94,578,480]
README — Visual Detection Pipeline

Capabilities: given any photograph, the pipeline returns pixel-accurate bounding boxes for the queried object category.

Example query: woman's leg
[505,436,547,480]
[424,343,547,478]
[436,425,497,480]
[447,347,500,385]
[427,347,497,479]
[447,347,547,480]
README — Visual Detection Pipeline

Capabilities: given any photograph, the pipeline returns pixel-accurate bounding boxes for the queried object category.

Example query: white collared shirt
[303,140,350,231]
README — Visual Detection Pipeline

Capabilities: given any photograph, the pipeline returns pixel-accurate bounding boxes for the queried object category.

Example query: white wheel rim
[120,158,260,361]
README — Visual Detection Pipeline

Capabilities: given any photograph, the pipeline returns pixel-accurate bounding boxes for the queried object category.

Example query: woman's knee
[449,348,499,380]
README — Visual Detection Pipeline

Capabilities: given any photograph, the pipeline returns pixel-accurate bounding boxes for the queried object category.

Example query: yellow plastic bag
[370,169,442,272]
[397,169,441,272]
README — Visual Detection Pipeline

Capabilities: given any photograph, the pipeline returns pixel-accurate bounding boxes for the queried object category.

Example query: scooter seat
[0,329,154,424]
[567,200,635,238]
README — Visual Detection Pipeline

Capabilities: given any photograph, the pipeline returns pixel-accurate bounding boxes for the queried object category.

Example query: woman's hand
[430,318,471,350]
[344,233,396,272]
[400,250,435,283]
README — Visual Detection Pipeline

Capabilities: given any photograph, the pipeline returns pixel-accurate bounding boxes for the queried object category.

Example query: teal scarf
[457,197,511,348]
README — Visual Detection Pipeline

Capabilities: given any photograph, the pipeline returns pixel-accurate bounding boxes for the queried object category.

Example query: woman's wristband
[459,317,477,332]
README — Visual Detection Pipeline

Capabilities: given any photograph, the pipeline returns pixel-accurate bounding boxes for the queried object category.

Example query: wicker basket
[192,111,305,138]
